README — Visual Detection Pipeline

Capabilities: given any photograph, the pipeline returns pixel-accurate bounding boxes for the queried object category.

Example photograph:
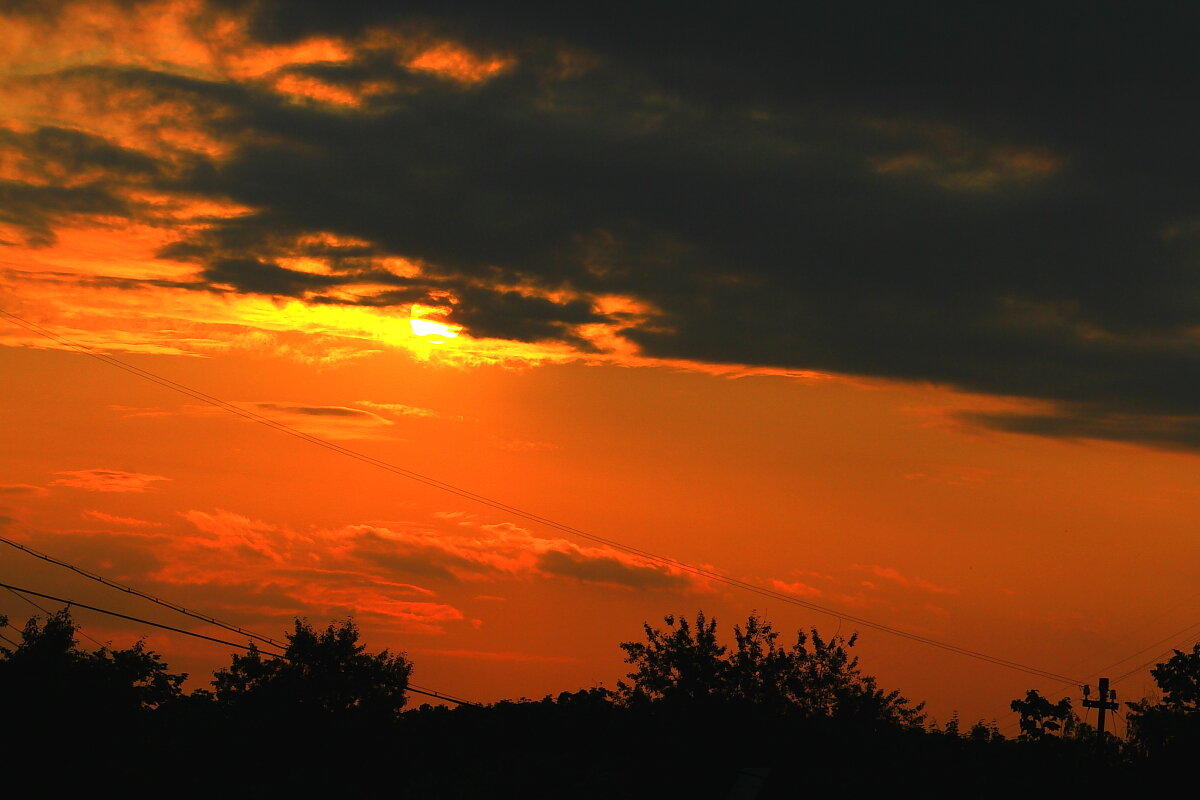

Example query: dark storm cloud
[450,286,603,343]
[0,181,128,246]
[0,125,160,180]
[0,113,181,246]
[13,1,1200,449]
[201,258,344,295]
[959,408,1200,452]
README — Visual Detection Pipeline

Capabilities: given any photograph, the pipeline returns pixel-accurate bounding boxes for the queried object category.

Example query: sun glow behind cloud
[0,0,846,376]
[409,316,461,341]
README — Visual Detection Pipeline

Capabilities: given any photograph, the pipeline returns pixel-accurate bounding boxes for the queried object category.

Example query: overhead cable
[0,580,477,706]
[0,308,1080,685]
[0,534,287,653]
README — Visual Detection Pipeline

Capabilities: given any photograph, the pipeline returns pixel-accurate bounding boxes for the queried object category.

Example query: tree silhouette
[967,718,1004,743]
[211,617,412,721]
[0,608,185,722]
[617,611,924,726]
[1010,689,1076,742]
[1126,642,1200,760]
[618,611,728,706]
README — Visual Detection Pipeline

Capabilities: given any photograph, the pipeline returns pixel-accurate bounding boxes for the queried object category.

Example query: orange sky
[5,338,1196,729]
[4,1,1200,732]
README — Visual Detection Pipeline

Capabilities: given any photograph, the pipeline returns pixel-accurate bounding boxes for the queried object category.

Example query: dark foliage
[210,617,412,722]
[1010,689,1076,741]
[1127,643,1200,763]
[0,608,185,723]
[3,606,1195,795]
[618,611,925,727]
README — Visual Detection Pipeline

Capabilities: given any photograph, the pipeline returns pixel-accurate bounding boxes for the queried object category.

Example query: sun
[409,316,461,340]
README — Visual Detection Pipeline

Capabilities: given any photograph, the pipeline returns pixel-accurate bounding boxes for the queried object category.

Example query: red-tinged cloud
[859,565,959,595]
[176,508,305,564]
[125,507,699,638]
[83,509,161,527]
[285,584,463,635]
[347,518,703,591]
[770,578,823,598]
[144,509,460,633]
[769,567,954,617]
[51,468,169,492]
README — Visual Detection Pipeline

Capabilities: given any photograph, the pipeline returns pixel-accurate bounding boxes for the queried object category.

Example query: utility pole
[1081,677,1119,755]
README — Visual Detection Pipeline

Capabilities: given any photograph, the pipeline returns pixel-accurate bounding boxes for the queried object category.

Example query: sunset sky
[4,1,1200,730]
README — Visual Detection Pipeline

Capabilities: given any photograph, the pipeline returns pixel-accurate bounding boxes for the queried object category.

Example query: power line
[0,580,261,649]
[1,615,19,641]
[1,535,474,705]
[0,580,477,706]
[0,307,1080,684]
[1113,635,1200,685]
[1092,621,1200,683]
[406,682,478,707]
[0,534,288,653]
[4,582,108,648]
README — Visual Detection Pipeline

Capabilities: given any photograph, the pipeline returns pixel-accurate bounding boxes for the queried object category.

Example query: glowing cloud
[406,43,513,83]
[52,468,169,493]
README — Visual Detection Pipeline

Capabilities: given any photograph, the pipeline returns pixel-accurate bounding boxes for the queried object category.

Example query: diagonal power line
[0,307,1081,684]
[0,534,288,652]
[4,583,108,648]
[0,538,473,704]
[0,581,477,706]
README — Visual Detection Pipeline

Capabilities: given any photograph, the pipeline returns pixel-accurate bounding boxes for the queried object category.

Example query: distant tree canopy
[0,608,185,721]
[617,611,925,726]
[211,618,413,721]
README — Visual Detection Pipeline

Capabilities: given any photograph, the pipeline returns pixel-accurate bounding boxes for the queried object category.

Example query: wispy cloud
[348,518,705,592]
[857,565,959,596]
[770,579,823,598]
[112,507,705,635]
[83,509,161,527]
[51,468,168,493]
[355,400,447,419]
[0,483,48,497]
[175,401,398,440]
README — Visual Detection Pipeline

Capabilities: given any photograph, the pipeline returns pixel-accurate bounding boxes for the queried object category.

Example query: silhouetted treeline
[3,609,1197,797]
